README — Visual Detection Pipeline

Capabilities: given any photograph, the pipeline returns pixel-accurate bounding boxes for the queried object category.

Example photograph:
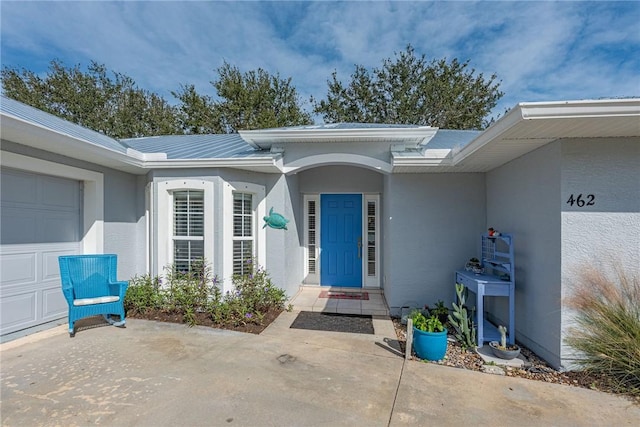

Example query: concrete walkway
[1,313,638,427]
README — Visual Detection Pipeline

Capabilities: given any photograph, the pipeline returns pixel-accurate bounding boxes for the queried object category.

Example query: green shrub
[124,274,164,313]
[125,258,288,329]
[164,259,218,321]
[218,259,288,326]
[565,265,640,397]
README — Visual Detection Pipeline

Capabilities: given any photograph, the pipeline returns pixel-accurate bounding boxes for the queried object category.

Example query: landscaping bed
[391,318,630,400]
[127,306,284,334]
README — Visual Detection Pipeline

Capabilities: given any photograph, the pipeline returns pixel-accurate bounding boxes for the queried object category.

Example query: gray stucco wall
[102,170,148,279]
[486,141,563,367]
[281,142,394,166]
[560,137,640,366]
[298,165,384,193]
[382,173,486,316]
[265,174,303,299]
[1,141,147,280]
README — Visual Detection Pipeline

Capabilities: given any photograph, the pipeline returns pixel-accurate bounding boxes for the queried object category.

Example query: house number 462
[566,194,595,207]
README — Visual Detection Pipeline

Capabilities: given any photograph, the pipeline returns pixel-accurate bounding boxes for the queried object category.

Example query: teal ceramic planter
[413,327,448,361]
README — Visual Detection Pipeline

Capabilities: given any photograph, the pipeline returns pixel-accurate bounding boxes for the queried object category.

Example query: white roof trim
[143,157,282,173]
[453,98,640,166]
[283,153,392,175]
[519,98,640,119]
[239,126,437,149]
[1,112,281,174]
[125,148,167,161]
[392,149,454,168]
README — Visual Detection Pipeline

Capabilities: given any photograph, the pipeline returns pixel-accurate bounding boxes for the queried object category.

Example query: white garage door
[1,168,82,337]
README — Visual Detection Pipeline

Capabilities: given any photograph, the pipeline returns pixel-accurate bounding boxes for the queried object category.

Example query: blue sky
[1,1,639,123]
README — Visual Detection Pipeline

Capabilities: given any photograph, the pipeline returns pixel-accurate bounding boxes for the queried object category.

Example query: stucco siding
[298,165,383,194]
[486,141,562,368]
[263,174,303,299]
[382,173,485,316]
[281,142,393,171]
[102,170,147,280]
[560,137,640,366]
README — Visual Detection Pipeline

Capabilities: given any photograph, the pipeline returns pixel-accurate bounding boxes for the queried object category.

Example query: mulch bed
[289,311,374,334]
[126,307,284,334]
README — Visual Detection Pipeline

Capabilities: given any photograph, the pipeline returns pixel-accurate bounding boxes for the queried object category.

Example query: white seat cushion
[73,296,120,306]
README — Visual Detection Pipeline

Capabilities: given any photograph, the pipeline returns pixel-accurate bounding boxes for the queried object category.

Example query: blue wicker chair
[58,254,128,337]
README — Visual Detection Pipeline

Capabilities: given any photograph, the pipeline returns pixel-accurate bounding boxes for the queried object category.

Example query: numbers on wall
[566,194,595,207]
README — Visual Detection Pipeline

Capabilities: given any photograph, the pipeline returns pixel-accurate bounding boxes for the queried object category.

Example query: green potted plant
[489,325,521,360]
[427,300,449,325]
[410,310,448,361]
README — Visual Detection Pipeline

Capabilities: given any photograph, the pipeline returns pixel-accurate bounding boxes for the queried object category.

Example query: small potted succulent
[465,257,481,272]
[489,325,521,360]
[410,310,448,361]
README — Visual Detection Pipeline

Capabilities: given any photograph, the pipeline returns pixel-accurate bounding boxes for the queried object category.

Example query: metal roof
[0,95,128,154]
[421,129,481,150]
[122,134,265,160]
[3,95,638,175]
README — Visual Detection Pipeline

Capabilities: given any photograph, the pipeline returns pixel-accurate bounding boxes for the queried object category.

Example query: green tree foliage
[172,84,222,134]
[209,62,313,133]
[1,60,181,138]
[312,45,504,129]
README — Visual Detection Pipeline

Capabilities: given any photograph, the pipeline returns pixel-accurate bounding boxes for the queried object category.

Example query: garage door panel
[41,176,81,210]
[41,213,80,243]
[1,208,39,244]
[42,250,65,281]
[42,287,67,319]
[0,169,38,205]
[0,292,37,330]
[0,244,78,335]
[0,252,36,286]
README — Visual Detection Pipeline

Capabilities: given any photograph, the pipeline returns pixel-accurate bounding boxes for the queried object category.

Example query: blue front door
[320,194,362,287]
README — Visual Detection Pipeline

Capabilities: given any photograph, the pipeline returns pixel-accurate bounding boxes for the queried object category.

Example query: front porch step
[290,286,389,316]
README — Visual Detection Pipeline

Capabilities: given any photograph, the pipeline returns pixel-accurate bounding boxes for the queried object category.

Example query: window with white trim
[233,192,254,276]
[367,200,376,277]
[303,194,320,284]
[173,190,204,272]
[223,181,266,289]
[307,199,317,274]
[155,180,214,279]
[364,194,380,287]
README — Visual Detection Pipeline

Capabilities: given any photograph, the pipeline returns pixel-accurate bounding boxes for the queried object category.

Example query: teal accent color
[320,194,362,287]
[412,328,448,361]
[263,207,289,230]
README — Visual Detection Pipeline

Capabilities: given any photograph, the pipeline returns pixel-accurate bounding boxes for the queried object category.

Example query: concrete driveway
[1,312,638,426]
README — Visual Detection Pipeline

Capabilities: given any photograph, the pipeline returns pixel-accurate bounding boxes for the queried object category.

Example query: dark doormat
[318,291,369,300]
[289,311,374,334]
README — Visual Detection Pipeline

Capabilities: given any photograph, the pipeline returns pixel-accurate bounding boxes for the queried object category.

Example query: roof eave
[142,157,283,173]
[1,112,152,174]
[452,99,640,168]
[1,112,282,174]
[239,127,438,149]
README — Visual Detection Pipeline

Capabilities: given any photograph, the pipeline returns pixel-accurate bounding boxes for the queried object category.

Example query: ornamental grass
[565,264,640,397]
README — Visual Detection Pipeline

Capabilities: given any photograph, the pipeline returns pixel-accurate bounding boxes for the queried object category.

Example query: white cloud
[1,1,638,122]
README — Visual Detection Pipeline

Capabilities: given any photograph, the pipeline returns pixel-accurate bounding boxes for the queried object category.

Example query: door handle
[357,236,362,259]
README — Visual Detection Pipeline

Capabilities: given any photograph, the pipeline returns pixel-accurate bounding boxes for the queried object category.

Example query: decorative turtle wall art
[263,207,289,230]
